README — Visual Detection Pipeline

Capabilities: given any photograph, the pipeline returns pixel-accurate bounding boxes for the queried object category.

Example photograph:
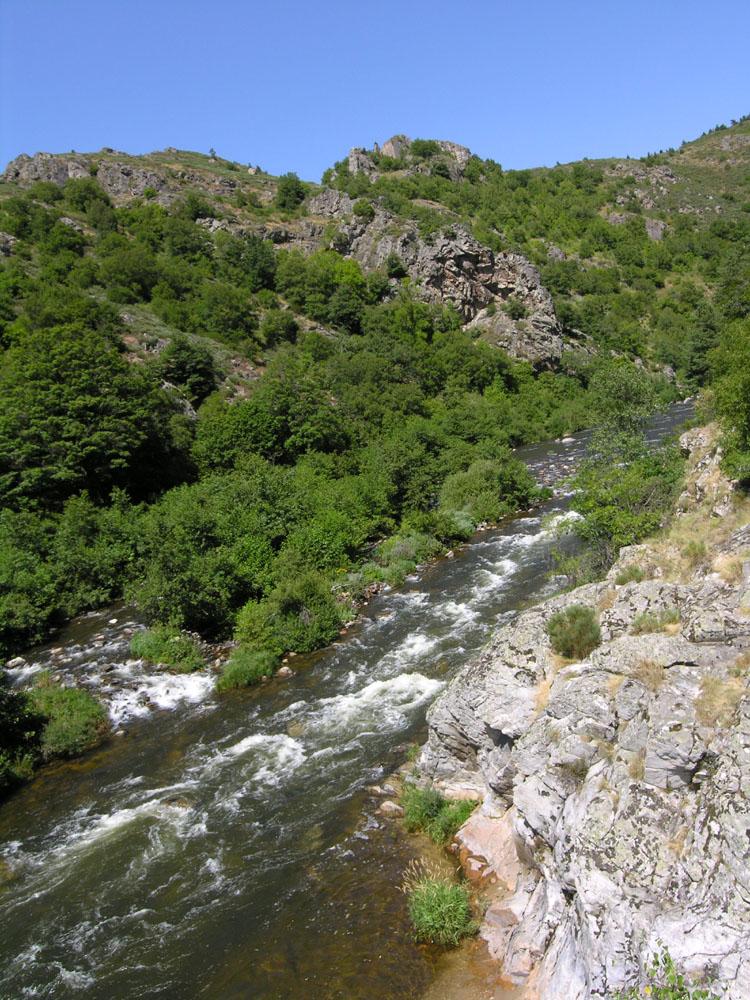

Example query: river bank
[416,424,749,998]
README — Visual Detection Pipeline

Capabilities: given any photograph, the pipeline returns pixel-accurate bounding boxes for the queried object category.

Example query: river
[0,402,693,1000]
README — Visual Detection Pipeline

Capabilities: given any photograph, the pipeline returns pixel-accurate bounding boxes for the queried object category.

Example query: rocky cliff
[308,188,570,367]
[418,428,750,998]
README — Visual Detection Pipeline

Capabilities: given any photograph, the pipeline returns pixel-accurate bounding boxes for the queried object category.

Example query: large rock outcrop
[418,436,750,998]
[307,191,567,366]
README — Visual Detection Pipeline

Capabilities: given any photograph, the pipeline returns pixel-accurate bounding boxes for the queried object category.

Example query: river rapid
[0,403,693,1000]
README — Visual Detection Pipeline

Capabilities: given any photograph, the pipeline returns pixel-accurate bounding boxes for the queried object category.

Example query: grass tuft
[401,784,476,843]
[402,859,476,946]
[216,647,277,692]
[130,626,204,673]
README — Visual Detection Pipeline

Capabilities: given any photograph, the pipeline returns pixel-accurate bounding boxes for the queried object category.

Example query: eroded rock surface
[419,438,750,998]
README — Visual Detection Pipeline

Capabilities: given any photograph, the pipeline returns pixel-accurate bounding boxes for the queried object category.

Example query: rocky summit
[418,428,750,999]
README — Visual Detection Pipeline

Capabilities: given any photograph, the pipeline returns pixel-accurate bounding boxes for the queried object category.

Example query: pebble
[276,666,294,678]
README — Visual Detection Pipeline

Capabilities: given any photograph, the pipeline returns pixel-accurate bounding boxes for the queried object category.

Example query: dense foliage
[1,121,745,786]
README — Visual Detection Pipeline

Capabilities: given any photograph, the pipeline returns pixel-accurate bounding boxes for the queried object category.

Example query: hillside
[1,116,749,787]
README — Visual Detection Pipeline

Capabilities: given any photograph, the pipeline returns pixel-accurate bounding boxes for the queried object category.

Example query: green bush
[353,199,376,221]
[547,604,602,659]
[130,626,204,672]
[216,647,277,692]
[235,567,346,657]
[29,679,108,759]
[404,864,476,946]
[275,173,306,210]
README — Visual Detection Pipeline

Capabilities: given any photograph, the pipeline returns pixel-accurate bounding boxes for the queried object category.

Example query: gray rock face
[343,212,565,366]
[420,475,750,996]
[381,134,411,160]
[644,218,668,241]
[3,151,168,202]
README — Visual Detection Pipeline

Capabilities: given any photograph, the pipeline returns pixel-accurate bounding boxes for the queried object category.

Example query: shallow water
[0,402,693,1000]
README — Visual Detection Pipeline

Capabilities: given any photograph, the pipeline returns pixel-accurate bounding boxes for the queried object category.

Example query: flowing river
[0,403,692,1000]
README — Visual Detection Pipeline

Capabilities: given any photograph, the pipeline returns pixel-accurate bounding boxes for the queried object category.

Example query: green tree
[275,172,306,210]
[0,325,184,509]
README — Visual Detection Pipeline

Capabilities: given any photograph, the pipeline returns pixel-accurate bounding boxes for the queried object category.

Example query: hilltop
[3,115,749,378]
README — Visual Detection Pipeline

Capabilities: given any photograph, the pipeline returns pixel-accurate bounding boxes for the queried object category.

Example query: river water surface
[0,403,692,1000]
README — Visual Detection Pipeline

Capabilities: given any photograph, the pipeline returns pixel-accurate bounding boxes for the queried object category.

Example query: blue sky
[1,0,748,181]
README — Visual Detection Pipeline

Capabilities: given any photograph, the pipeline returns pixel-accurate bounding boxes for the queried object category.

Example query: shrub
[236,568,346,657]
[29,678,108,759]
[401,784,476,843]
[385,252,407,279]
[502,297,527,320]
[216,647,277,692]
[683,539,707,565]
[615,565,645,585]
[403,861,476,946]
[547,604,602,659]
[402,784,444,830]
[353,199,375,221]
[130,625,204,672]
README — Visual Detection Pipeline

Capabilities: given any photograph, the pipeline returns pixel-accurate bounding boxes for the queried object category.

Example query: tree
[275,172,306,210]
[0,325,184,509]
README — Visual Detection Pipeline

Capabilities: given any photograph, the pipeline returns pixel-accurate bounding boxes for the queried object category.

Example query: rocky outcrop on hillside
[307,191,568,366]
[418,432,750,998]
[345,134,473,182]
[1,151,248,205]
[2,152,172,202]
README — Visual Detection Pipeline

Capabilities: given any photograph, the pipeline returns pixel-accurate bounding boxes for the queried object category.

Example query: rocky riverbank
[416,426,750,999]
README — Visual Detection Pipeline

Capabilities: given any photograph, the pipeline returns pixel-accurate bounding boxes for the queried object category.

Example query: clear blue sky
[1,0,748,181]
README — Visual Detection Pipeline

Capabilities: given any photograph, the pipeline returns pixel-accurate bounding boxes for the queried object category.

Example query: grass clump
[615,565,645,585]
[546,604,601,659]
[29,676,108,759]
[694,675,745,727]
[630,607,681,634]
[130,626,204,672]
[682,538,707,565]
[216,647,277,692]
[403,860,476,946]
[401,783,476,843]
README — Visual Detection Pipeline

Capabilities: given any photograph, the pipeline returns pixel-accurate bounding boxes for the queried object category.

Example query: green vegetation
[711,318,750,486]
[29,676,108,758]
[563,361,685,580]
[401,783,476,843]
[1,670,108,795]
[403,861,476,946]
[615,565,645,585]
[546,605,602,659]
[215,647,277,692]
[610,943,723,999]
[130,626,204,672]
[1,119,748,786]
[630,607,681,634]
